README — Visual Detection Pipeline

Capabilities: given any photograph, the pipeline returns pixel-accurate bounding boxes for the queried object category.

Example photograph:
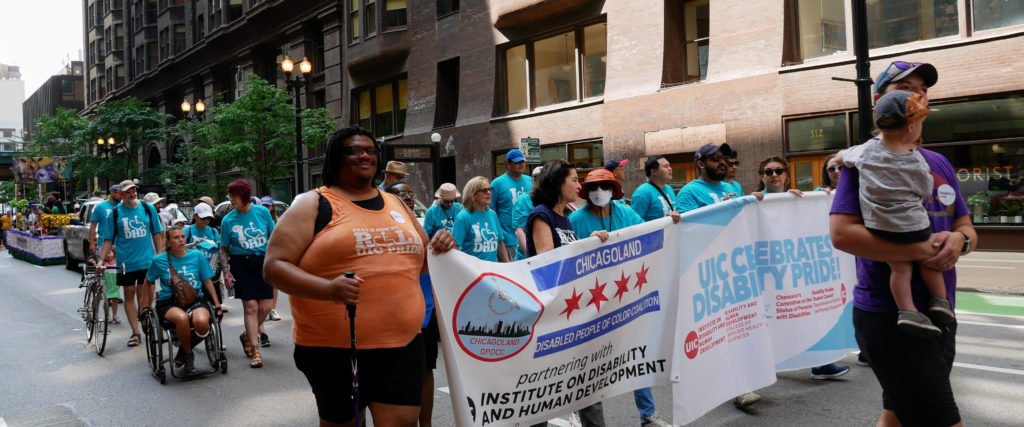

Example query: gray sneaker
[268,309,282,321]
[929,297,955,323]
[640,414,674,427]
[733,391,761,408]
[897,311,941,338]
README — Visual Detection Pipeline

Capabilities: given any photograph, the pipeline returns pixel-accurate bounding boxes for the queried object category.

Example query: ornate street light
[281,56,313,198]
[96,137,116,189]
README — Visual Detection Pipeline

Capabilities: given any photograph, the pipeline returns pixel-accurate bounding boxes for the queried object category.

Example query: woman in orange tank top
[264,126,455,427]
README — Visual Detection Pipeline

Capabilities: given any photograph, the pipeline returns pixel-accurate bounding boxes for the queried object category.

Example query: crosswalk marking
[954,362,1024,376]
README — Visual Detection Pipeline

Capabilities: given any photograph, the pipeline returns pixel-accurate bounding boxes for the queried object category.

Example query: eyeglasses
[397,191,415,199]
[762,168,786,177]
[476,188,492,194]
[728,161,740,167]
[827,165,844,173]
[343,146,380,157]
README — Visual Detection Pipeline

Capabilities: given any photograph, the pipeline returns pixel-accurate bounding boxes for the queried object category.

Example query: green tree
[81,98,169,184]
[196,74,334,194]
[159,118,219,203]
[26,107,89,156]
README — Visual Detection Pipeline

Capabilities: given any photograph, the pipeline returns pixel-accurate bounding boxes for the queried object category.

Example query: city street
[1,252,1022,426]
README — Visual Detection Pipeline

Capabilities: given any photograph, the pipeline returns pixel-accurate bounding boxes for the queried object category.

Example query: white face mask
[588,188,613,207]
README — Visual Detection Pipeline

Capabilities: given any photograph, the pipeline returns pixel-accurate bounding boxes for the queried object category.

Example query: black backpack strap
[313,190,333,236]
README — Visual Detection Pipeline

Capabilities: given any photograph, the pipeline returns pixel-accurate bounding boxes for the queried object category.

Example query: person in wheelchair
[142,225,223,373]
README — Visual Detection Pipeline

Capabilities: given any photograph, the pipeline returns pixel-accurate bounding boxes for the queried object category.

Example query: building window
[973,0,1024,31]
[147,41,158,69]
[116,65,125,89]
[313,29,325,74]
[136,45,145,75]
[434,57,460,128]
[663,0,709,85]
[366,0,378,36]
[437,0,458,17]
[350,0,406,42]
[384,0,407,29]
[88,4,95,27]
[115,24,124,50]
[499,21,606,114]
[146,0,157,24]
[493,141,603,179]
[932,142,1024,226]
[197,14,205,40]
[867,0,958,49]
[782,0,846,64]
[353,77,408,137]
[160,28,169,60]
[105,27,112,55]
[174,24,186,54]
[349,0,360,41]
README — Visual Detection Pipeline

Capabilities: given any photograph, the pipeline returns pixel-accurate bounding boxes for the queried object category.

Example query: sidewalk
[957,251,1024,296]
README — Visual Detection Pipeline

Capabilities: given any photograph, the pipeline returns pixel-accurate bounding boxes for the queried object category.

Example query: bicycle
[77,262,109,356]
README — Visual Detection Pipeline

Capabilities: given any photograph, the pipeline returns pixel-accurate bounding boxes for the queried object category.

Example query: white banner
[428,192,856,426]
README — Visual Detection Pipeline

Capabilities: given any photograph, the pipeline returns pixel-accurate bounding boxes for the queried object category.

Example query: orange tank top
[291,187,426,349]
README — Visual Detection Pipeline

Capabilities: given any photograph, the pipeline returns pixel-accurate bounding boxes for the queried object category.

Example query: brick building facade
[83,0,1024,249]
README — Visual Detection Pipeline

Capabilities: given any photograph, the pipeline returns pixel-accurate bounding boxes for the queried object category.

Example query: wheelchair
[142,295,227,384]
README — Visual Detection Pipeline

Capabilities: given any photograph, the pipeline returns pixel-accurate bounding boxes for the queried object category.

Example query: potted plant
[966,191,993,223]
[1008,202,1024,224]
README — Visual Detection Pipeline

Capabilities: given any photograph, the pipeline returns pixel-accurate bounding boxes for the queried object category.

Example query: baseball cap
[193,203,214,219]
[603,159,628,172]
[874,61,938,95]
[532,166,543,177]
[143,192,165,205]
[260,196,274,206]
[506,149,525,163]
[119,180,137,192]
[196,196,215,207]
[694,143,733,163]
[171,217,187,226]
[109,185,121,193]
[875,90,935,130]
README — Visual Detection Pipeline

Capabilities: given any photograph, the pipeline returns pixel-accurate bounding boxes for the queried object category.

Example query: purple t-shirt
[830,143,969,314]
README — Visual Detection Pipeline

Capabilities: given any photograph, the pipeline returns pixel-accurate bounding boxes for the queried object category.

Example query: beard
[704,164,727,181]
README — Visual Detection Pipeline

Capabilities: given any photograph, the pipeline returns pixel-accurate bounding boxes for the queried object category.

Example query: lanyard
[648,181,674,211]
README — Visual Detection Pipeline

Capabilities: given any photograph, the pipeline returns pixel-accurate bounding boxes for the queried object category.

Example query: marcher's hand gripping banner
[429,218,681,426]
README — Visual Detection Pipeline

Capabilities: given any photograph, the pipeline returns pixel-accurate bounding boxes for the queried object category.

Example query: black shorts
[117,269,148,287]
[422,313,440,370]
[229,255,274,301]
[294,335,425,424]
[155,299,212,322]
[867,226,931,243]
[853,307,959,426]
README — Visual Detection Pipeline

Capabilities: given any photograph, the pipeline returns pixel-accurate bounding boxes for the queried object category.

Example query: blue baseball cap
[506,149,525,163]
[694,143,733,163]
[874,61,938,95]
[260,196,274,206]
[109,185,121,193]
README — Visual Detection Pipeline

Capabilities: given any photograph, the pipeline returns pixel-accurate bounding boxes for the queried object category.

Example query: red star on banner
[613,270,631,302]
[560,287,584,320]
[634,263,650,292]
[587,278,609,311]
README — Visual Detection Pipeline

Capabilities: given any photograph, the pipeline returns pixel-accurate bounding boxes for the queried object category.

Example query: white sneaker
[641,414,674,427]
[733,391,761,408]
[569,411,582,427]
[268,309,282,321]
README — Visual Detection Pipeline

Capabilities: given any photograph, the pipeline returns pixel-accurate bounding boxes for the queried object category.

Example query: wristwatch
[959,231,971,255]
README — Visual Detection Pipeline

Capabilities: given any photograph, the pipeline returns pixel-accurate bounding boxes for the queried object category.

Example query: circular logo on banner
[936,184,956,206]
[390,210,406,223]
[452,273,544,362]
[684,330,699,359]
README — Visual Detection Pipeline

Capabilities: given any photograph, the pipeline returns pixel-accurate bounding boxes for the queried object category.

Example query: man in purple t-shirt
[830,61,976,427]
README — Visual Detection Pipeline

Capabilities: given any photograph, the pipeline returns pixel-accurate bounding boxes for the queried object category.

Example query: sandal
[250,347,263,368]
[127,333,141,347]
[240,333,254,358]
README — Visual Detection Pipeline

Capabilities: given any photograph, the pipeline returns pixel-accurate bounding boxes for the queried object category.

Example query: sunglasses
[587,182,614,191]
[476,187,492,194]
[827,165,844,173]
[890,61,922,71]
[440,198,457,203]
[343,146,380,157]
[762,168,786,177]
[701,154,724,163]
[728,161,740,167]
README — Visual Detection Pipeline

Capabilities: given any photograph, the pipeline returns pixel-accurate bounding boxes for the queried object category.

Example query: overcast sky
[0,1,84,96]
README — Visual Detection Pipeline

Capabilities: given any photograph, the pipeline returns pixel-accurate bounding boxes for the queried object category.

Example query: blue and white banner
[428,192,856,426]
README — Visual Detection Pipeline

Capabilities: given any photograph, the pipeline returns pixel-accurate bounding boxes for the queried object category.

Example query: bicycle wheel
[93,286,109,356]
[79,277,93,321]
[84,279,96,343]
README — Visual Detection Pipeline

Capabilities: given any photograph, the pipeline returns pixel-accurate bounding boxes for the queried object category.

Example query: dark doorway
[440,156,456,187]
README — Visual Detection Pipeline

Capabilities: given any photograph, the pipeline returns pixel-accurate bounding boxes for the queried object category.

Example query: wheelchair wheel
[156,368,166,384]
[93,289,109,356]
[144,310,163,376]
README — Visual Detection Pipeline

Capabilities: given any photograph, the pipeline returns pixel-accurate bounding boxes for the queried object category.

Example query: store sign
[394,147,433,160]
[520,137,541,163]
[956,166,1016,182]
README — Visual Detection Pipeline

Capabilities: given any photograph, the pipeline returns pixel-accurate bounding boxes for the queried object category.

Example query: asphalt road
[1,252,1021,426]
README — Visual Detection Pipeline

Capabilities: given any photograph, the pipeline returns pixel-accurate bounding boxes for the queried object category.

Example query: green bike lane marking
[956,292,1024,317]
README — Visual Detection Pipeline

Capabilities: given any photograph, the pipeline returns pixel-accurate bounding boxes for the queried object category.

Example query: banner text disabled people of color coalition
[690,234,842,322]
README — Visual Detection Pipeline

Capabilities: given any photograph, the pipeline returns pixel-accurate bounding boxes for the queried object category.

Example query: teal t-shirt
[146,250,215,302]
[423,202,463,239]
[101,201,164,272]
[452,209,503,262]
[726,180,744,195]
[220,204,275,255]
[90,199,116,246]
[569,202,644,237]
[630,182,677,222]
[490,173,533,248]
[511,194,535,260]
[185,224,219,244]
[674,179,737,213]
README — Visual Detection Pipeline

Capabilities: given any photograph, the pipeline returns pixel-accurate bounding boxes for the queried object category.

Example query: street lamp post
[281,56,312,198]
[96,137,116,190]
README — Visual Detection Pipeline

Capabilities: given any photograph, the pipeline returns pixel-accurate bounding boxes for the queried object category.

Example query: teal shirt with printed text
[146,250,215,301]
[220,204,275,255]
[490,173,532,248]
[674,179,737,213]
[630,182,677,222]
[452,209,503,262]
[511,194,535,260]
[423,202,463,239]
[101,201,163,272]
[185,224,219,244]
[569,202,644,237]
[90,200,117,246]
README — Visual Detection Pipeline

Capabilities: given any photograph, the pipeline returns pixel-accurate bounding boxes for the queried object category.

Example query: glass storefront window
[973,0,1024,31]
[786,114,848,152]
[784,0,847,63]
[534,32,578,108]
[867,0,958,49]
[923,96,1024,143]
[931,142,1024,225]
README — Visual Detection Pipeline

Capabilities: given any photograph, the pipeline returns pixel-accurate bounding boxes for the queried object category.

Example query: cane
[345,271,360,426]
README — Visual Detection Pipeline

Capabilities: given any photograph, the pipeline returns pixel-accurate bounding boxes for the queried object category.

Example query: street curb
[958,286,1024,296]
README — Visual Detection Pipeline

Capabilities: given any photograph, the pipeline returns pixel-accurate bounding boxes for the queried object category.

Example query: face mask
[589,188,613,207]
